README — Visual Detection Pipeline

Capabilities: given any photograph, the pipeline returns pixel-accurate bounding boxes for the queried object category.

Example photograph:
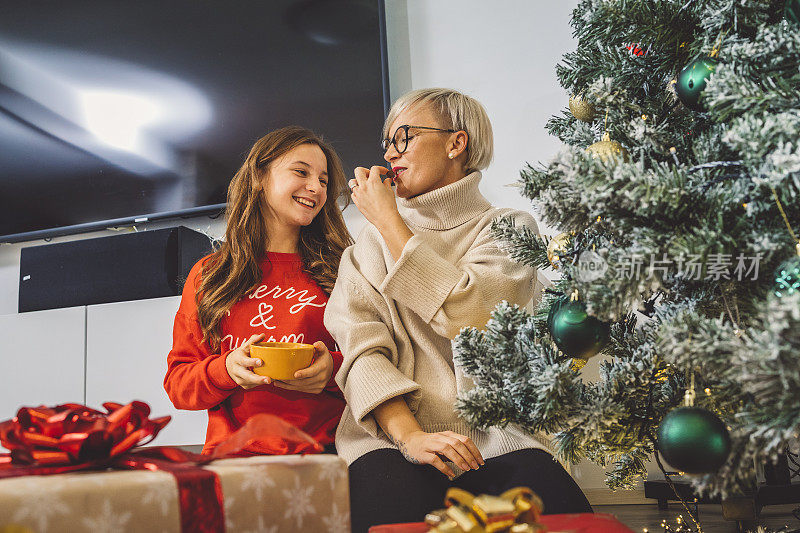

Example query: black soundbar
[19,226,213,312]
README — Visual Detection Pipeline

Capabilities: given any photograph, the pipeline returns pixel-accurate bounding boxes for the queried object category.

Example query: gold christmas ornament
[568,94,596,122]
[570,358,588,372]
[546,233,571,268]
[586,132,629,162]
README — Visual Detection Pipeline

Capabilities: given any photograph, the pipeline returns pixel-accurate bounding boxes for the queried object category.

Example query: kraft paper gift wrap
[0,453,350,533]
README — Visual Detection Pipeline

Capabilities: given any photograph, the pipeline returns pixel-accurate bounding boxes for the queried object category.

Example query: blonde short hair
[383,88,494,173]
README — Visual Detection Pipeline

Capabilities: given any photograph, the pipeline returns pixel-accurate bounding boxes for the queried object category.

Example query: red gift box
[369,512,635,533]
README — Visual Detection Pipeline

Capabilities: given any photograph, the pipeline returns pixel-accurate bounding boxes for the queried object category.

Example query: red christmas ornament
[624,42,651,57]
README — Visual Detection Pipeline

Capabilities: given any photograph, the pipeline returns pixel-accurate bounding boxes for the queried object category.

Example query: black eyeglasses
[381,124,456,154]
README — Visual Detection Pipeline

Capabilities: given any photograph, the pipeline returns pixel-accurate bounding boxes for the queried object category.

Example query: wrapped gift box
[0,454,350,533]
[369,512,635,532]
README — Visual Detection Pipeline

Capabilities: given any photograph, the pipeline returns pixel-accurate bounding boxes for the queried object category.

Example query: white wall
[393,0,575,220]
[381,0,573,241]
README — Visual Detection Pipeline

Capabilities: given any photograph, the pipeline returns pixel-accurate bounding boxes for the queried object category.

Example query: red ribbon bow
[0,401,169,470]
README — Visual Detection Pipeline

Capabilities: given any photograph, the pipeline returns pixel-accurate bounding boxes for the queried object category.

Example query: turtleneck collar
[396,171,492,231]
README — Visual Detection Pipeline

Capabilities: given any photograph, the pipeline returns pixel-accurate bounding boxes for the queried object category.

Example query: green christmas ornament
[657,407,731,474]
[675,56,719,111]
[547,296,610,360]
[787,0,800,25]
[774,253,800,298]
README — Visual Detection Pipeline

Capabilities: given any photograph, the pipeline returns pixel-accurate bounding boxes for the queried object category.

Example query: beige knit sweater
[324,171,548,466]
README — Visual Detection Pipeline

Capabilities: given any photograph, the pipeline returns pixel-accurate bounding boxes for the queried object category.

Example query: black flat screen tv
[0,0,389,243]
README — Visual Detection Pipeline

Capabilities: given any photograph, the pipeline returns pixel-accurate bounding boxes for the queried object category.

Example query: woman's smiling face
[382,104,461,199]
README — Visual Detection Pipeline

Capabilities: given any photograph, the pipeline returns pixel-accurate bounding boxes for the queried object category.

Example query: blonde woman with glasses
[324,89,591,531]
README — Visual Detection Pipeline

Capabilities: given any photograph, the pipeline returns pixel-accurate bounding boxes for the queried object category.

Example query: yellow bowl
[249,342,314,380]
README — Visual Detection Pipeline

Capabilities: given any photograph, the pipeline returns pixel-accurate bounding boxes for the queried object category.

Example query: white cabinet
[86,296,207,447]
[0,297,207,452]
[0,306,86,421]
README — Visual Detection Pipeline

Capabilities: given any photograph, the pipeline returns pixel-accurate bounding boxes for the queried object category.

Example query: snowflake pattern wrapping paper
[0,454,350,533]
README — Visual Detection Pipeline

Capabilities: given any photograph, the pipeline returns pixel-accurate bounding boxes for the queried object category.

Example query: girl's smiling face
[262,143,328,229]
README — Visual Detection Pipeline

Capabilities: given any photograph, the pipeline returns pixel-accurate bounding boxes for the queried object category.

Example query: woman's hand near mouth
[350,165,413,260]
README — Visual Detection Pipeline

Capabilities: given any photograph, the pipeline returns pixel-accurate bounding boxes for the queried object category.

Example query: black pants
[348,447,592,533]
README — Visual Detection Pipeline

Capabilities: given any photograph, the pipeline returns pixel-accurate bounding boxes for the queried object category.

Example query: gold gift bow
[425,486,545,533]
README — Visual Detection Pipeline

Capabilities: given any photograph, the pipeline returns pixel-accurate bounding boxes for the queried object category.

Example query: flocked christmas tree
[453,0,800,504]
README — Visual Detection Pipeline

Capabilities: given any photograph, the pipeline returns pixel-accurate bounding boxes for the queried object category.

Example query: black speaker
[19,226,214,312]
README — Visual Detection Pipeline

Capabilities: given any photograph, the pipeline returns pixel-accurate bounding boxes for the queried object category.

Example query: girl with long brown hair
[164,126,353,455]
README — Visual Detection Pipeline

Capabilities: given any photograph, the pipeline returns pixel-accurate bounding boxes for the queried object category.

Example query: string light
[669,146,680,166]
[684,372,696,407]
[709,28,729,58]
[770,186,800,252]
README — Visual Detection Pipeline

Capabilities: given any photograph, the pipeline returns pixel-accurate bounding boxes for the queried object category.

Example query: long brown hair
[196,126,353,351]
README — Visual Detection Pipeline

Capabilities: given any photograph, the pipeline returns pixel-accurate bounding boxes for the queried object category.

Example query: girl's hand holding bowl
[225,333,269,390]
[256,340,334,395]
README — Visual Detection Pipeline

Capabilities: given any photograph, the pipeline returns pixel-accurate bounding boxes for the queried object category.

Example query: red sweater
[164,252,345,455]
